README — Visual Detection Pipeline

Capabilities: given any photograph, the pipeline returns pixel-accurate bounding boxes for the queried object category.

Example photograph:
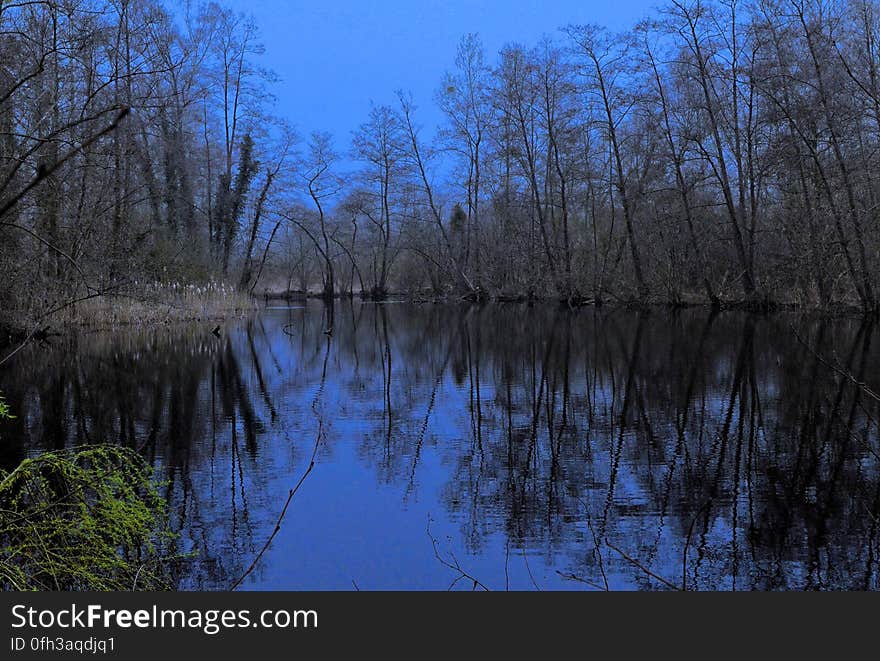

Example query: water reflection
[1,303,878,590]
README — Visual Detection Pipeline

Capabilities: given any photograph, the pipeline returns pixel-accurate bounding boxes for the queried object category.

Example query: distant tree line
[3,0,880,314]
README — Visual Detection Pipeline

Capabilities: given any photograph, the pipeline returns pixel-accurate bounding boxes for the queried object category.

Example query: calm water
[1,302,879,590]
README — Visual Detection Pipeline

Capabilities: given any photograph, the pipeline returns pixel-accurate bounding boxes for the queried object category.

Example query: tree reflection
[1,303,878,589]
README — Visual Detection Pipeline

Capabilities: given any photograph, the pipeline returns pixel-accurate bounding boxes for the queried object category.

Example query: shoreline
[262,289,877,318]
[1,290,875,344]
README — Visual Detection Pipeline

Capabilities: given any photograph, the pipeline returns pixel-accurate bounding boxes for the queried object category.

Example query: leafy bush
[0,446,175,590]
[0,393,11,420]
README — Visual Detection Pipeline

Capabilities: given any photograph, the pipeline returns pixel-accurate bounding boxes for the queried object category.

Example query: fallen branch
[522,548,541,591]
[0,289,106,367]
[605,540,681,591]
[555,570,605,590]
[229,421,322,590]
[790,324,880,402]
[427,515,489,591]
[682,500,711,591]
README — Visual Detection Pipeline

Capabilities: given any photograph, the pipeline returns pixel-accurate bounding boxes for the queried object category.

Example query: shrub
[0,446,175,590]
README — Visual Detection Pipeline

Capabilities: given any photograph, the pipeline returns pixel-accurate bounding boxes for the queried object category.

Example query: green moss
[0,446,176,590]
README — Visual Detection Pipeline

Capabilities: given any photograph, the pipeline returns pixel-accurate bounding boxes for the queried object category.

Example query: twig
[585,503,609,591]
[229,421,322,590]
[0,290,105,367]
[0,107,130,220]
[606,540,681,590]
[504,539,510,591]
[0,220,93,286]
[790,324,880,402]
[426,515,489,591]
[575,496,609,590]
[682,500,711,591]
[132,564,144,590]
[522,548,541,591]
[555,570,605,590]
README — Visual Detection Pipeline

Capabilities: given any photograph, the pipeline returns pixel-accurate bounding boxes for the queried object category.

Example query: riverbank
[2,282,258,336]
[67,282,259,328]
[0,283,260,364]
[261,287,875,317]
[1,286,872,355]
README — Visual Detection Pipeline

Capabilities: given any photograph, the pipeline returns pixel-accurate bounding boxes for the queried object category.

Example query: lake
[1,302,878,590]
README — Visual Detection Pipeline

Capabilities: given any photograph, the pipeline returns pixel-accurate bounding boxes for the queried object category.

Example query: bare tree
[352,104,408,298]
[568,25,649,300]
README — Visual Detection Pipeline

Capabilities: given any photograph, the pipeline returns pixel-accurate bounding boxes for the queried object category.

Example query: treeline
[4,0,880,316]
[341,0,880,309]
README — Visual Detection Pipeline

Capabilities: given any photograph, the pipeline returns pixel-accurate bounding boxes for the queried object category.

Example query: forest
[2,0,880,594]
[3,0,880,335]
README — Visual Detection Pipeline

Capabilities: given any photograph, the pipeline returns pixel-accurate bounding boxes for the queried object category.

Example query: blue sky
[224,1,658,149]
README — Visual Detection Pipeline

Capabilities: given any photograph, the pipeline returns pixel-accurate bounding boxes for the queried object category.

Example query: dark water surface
[2,302,879,590]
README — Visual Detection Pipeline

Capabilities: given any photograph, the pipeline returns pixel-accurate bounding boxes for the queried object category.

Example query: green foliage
[0,446,175,590]
[0,392,12,420]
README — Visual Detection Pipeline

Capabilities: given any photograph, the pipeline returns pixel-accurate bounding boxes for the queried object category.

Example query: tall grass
[56,281,258,328]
